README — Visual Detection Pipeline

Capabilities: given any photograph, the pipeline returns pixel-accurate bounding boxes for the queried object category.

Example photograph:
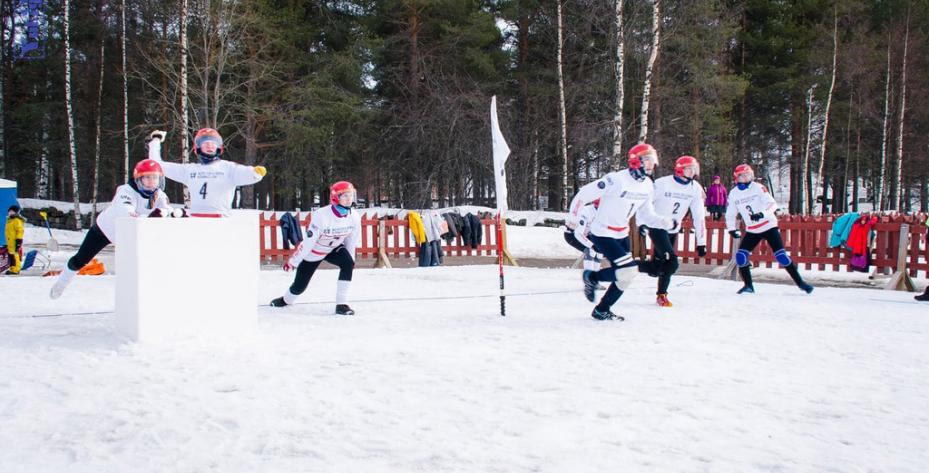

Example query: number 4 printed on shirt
[199,183,208,199]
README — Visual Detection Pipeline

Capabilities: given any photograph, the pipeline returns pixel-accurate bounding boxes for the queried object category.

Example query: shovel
[39,211,60,252]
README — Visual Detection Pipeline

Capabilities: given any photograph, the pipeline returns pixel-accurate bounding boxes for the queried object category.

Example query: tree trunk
[180,0,191,204]
[638,0,661,142]
[92,33,106,221]
[556,0,568,210]
[877,39,891,211]
[893,10,909,211]
[816,9,838,214]
[37,81,51,199]
[64,0,81,229]
[121,0,129,181]
[0,11,4,177]
[611,0,625,166]
[841,92,853,213]
[789,95,803,213]
[853,94,861,212]
[802,84,815,214]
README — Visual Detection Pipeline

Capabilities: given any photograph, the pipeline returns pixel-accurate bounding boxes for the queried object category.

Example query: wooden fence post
[885,223,915,291]
[374,219,392,269]
[500,220,518,266]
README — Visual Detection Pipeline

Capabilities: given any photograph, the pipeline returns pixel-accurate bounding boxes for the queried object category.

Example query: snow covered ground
[2,265,928,472]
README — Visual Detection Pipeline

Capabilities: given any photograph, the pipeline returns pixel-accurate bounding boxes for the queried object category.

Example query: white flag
[491,96,511,213]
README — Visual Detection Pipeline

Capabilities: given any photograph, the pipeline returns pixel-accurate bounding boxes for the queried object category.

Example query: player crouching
[270,181,362,315]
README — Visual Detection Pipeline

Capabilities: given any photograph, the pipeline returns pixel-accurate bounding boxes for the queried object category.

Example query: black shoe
[737,285,755,294]
[798,283,814,294]
[915,292,929,302]
[591,307,624,321]
[583,270,597,302]
[270,297,287,307]
[335,304,355,315]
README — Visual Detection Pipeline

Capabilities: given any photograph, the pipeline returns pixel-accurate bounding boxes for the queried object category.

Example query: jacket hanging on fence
[466,213,483,249]
[279,212,304,250]
[846,215,877,272]
[461,213,473,247]
[442,213,459,244]
[407,211,427,245]
[828,212,859,248]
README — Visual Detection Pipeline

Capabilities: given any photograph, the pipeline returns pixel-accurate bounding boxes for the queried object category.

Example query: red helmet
[733,164,754,182]
[330,181,356,206]
[627,143,658,170]
[193,128,224,163]
[133,159,165,196]
[674,155,700,178]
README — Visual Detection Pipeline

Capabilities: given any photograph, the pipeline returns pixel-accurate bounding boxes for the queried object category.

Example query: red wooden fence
[671,213,929,277]
[259,212,500,264]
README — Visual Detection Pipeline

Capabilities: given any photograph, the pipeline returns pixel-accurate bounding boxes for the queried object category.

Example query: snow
[1,264,928,472]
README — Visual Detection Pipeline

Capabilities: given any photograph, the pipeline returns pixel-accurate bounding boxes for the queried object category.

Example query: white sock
[583,258,601,272]
[336,280,351,305]
[283,289,299,305]
[50,268,78,299]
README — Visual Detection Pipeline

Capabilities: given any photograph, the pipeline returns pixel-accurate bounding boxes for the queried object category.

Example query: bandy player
[147,129,266,217]
[270,181,362,315]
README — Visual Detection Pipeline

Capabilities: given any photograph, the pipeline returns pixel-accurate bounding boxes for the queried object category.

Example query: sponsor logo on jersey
[597,181,606,189]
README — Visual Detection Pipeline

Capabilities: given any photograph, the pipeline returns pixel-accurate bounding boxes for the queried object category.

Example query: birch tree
[802,84,816,213]
[638,0,660,142]
[893,11,909,211]
[64,0,81,229]
[556,0,568,209]
[877,39,891,211]
[816,8,838,214]
[121,0,129,180]
[611,0,625,166]
[92,26,106,221]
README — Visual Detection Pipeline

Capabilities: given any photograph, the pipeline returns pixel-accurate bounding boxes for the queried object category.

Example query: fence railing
[259,212,501,265]
[669,213,929,277]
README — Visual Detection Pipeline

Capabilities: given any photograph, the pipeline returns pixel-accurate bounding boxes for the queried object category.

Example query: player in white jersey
[50,160,175,299]
[563,199,602,273]
[270,181,362,315]
[147,129,266,217]
[646,155,708,307]
[726,164,813,294]
[568,143,679,321]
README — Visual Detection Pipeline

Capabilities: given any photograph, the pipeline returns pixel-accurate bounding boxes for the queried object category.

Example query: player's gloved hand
[638,225,649,237]
[283,260,297,272]
[255,165,267,177]
[148,130,166,142]
[669,219,681,233]
[750,211,765,222]
[729,230,742,239]
[148,208,164,218]
[697,245,707,257]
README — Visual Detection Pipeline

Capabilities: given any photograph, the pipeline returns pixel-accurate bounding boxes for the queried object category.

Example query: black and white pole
[497,212,506,316]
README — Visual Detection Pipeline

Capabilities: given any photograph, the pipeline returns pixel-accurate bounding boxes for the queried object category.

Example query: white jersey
[571,203,598,249]
[569,169,672,239]
[148,139,263,216]
[289,205,363,265]
[95,183,171,243]
[653,175,707,245]
[726,181,778,234]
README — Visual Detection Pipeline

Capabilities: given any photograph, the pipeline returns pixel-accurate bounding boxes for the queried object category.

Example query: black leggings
[563,231,587,253]
[648,228,679,294]
[289,246,354,296]
[67,224,111,271]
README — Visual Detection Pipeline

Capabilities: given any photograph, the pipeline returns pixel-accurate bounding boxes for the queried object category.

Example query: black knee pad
[664,256,679,275]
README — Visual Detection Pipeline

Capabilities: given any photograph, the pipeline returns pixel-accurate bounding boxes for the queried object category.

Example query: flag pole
[497,211,506,316]
[490,95,511,317]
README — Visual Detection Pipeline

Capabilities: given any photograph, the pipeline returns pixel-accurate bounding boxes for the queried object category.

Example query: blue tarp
[0,179,19,247]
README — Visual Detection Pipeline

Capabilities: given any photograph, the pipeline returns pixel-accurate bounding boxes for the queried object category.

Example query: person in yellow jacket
[5,205,25,274]
[407,211,427,245]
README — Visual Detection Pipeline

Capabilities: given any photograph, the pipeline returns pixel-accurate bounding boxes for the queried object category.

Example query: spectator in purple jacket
[705,175,728,221]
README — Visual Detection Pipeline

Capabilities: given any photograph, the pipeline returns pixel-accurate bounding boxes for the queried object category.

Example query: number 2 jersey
[288,205,363,265]
[652,175,707,245]
[147,139,263,216]
[568,169,672,239]
[725,181,778,234]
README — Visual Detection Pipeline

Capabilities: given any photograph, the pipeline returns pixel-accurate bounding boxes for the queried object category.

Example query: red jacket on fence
[846,215,877,255]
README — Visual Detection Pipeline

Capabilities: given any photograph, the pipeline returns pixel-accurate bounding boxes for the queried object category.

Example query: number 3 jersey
[569,169,672,239]
[725,181,778,234]
[148,139,263,216]
[652,175,707,245]
[289,205,363,265]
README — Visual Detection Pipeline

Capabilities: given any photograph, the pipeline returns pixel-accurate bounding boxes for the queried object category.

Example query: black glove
[148,208,164,218]
[669,219,680,233]
[750,212,765,222]
[638,225,649,237]
[697,245,706,257]
[15,239,23,253]
[729,230,742,239]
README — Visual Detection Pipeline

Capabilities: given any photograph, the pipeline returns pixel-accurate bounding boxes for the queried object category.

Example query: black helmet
[8,204,20,213]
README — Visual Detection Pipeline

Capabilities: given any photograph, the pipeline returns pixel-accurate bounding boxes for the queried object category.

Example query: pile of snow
[1,266,927,472]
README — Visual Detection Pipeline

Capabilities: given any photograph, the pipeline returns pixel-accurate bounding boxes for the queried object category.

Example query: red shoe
[656,293,673,308]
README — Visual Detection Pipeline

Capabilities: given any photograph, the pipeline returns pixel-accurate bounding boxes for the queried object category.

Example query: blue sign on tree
[15,0,46,60]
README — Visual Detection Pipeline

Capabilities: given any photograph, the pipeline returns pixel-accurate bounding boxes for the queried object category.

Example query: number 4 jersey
[652,175,707,245]
[147,139,263,216]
